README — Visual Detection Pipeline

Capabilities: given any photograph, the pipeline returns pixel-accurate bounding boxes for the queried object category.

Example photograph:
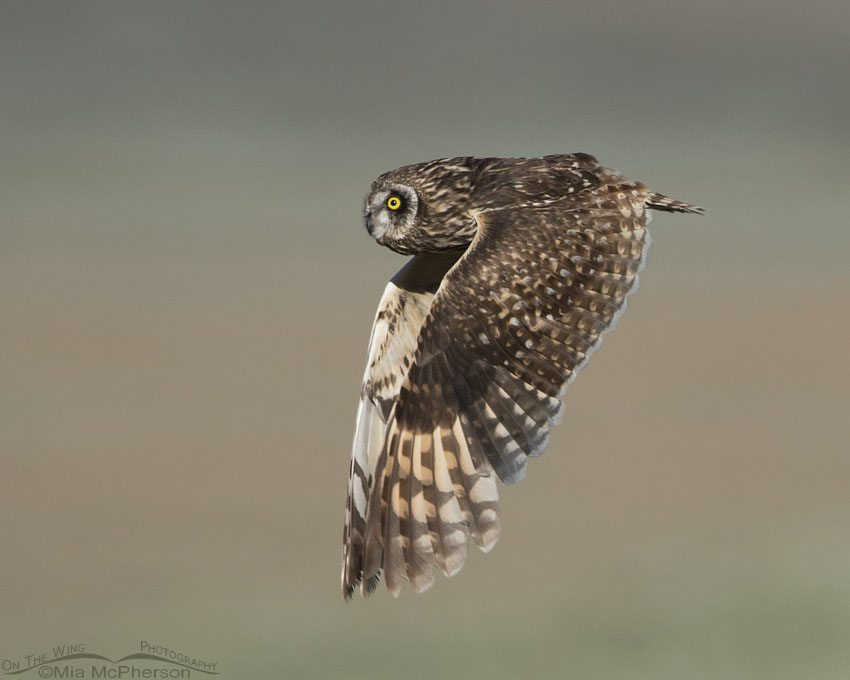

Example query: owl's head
[364,158,480,255]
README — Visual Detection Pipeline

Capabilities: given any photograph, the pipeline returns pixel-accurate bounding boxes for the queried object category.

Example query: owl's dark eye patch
[386,195,403,211]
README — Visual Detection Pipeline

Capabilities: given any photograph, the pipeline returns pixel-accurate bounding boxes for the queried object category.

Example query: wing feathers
[431,424,468,575]
[343,251,464,601]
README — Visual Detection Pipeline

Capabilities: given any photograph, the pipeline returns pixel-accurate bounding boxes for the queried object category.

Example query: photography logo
[2,642,218,678]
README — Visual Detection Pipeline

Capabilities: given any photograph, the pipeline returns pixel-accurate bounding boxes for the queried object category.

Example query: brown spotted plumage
[343,153,702,600]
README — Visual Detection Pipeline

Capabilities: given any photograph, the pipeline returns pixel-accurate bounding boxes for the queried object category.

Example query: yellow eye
[386,196,402,211]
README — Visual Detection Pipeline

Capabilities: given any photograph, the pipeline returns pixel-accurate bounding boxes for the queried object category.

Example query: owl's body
[343,153,701,600]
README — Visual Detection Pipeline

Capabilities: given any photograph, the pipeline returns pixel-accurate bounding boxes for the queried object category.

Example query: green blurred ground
[2,2,849,678]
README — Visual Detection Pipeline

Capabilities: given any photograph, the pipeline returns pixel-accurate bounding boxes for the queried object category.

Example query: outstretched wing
[342,249,464,600]
[357,180,663,597]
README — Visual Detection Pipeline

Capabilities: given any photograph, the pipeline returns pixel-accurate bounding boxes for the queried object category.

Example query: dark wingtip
[362,573,380,598]
[342,571,381,602]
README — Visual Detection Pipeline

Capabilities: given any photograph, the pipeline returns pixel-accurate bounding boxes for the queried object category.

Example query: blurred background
[2,1,848,677]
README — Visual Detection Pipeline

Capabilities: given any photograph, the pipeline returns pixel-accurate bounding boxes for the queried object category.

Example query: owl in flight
[342,153,701,600]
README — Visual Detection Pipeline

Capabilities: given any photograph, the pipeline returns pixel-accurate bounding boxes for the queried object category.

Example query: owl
[342,153,701,600]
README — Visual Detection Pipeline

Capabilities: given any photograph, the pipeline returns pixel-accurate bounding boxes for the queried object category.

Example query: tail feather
[647,192,704,214]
